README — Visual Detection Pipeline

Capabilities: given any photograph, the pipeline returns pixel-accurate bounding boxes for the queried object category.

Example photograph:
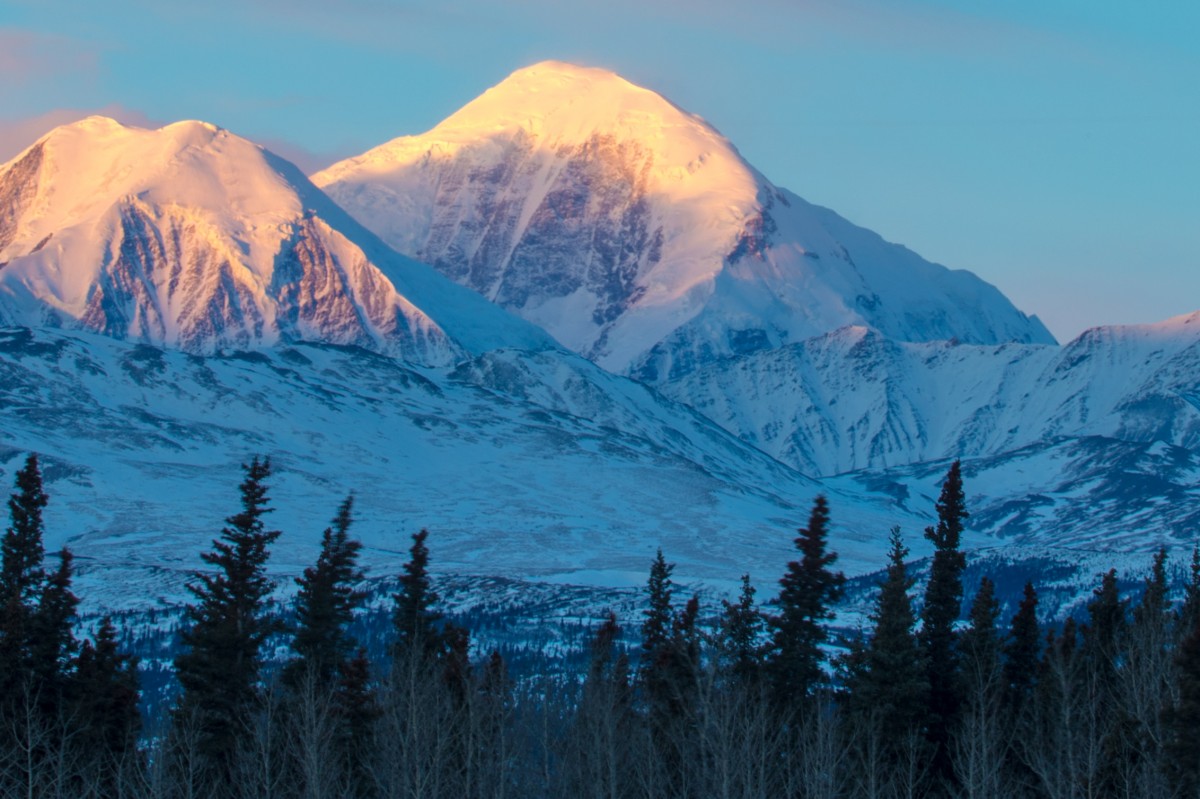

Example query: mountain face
[663,313,1200,476]
[314,61,1054,379]
[0,326,942,612]
[0,117,551,363]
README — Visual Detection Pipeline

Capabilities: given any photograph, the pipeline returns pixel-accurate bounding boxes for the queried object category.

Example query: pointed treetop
[2,453,49,606]
[392,528,443,660]
[642,547,675,658]
[768,494,846,699]
[1004,581,1041,698]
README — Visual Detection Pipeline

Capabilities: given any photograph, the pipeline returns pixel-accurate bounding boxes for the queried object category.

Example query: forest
[2,453,1199,799]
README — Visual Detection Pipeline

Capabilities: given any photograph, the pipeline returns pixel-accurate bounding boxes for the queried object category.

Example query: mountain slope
[0,117,552,362]
[0,327,942,612]
[662,313,1200,476]
[315,61,1053,378]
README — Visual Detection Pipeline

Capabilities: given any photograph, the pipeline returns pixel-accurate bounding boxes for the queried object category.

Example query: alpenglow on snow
[314,61,1055,380]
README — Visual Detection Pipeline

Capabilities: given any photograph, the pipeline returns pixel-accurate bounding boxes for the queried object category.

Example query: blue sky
[1,0,1196,342]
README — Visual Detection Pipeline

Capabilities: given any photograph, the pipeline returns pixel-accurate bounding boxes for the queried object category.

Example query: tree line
[3,454,1200,798]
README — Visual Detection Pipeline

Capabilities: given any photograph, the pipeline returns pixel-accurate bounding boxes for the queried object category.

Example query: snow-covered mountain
[0,116,551,363]
[314,61,1054,379]
[663,313,1200,476]
[0,72,1192,629]
[0,326,941,612]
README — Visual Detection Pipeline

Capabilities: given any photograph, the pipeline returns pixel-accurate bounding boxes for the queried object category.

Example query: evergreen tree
[1134,547,1170,629]
[768,495,846,702]
[0,454,49,606]
[392,528,443,661]
[284,494,365,690]
[1166,611,1200,794]
[959,577,1001,679]
[0,454,49,696]
[919,460,969,785]
[29,547,79,717]
[998,582,1039,796]
[1003,581,1040,704]
[1081,568,1129,794]
[844,528,927,735]
[717,574,765,683]
[174,456,282,772]
[588,611,630,694]
[1083,568,1126,674]
[441,622,472,700]
[666,593,702,710]
[336,648,379,799]
[1181,545,1200,632]
[569,612,633,799]
[640,548,675,710]
[1125,549,1176,797]
[74,616,141,782]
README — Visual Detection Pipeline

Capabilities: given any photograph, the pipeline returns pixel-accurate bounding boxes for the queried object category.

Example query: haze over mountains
[0,61,1195,613]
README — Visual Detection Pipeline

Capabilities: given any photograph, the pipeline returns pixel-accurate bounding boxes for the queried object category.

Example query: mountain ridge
[0,115,554,362]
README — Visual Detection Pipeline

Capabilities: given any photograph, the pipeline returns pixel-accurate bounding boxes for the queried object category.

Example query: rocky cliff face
[662,314,1200,476]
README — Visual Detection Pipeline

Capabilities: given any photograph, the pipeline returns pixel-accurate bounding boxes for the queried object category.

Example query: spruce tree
[588,611,629,691]
[1126,549,1175,796]
[1181,545,1200,632]
[717,574,765,683]
[0,454,49,696]
[666,593,701,711]
[1,454,49,606]
[1134,547,1170,629]
[391,528,443,661]
[74,616,141,782]
[285,494,365,690]
[640,548,675,709]
[959,577,1001,679]
[919,460,968,784]
[768,494,846,702]
[1003,581,1040,703]
[29,547,79,717]
[174,456,282,771]
[846,528,926,732]
[1081,569,1129,794]
[1166,611,1200,794]
[336,648,379,799]
[1083,568,1126,675]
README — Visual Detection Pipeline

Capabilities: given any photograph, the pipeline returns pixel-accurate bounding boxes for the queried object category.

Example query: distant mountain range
[0,62,1194,617]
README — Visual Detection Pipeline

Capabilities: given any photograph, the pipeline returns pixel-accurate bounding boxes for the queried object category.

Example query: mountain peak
[59,114,126,133]
[0,116,551,360]
[435,60,698,139]
[316,64,1056,376]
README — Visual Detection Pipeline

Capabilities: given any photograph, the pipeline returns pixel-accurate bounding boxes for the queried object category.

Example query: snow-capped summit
[315,61,1055,378]
[0,116,551,360]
